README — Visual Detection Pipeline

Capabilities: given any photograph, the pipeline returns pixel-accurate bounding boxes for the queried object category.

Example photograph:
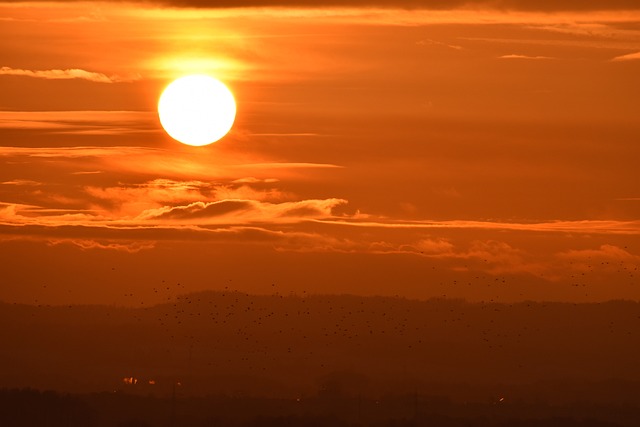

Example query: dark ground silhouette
[0,388,637,427]
[1,292,639,425]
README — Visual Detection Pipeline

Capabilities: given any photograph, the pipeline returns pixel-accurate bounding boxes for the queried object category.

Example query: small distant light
[122,376,138,385]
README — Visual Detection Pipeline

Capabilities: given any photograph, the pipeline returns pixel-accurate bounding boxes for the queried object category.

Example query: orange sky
[0,1,639,305]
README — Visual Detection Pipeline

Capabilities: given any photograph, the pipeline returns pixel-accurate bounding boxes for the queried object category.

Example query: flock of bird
[2,273,639,395]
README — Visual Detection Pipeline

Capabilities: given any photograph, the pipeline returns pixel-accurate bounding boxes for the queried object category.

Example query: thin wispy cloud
[0,146,344,193]
[416,39,463,50]
[499,54,554,59]
[278,235,632,279]
[1,179,41,186]
[1,0,636,11]
[232,177,280,184]
[558,244,639,262]
[70,171,103,175]
[0,111,157,135]
[316,219,640,235]
[237,162,342,170]
[48,238,156,253]
[0,66,139,83]
[557,244,640,276]
[0,146,161,159]
[247,133,321,137]
[611,51,640,61]
[463,36,640,50]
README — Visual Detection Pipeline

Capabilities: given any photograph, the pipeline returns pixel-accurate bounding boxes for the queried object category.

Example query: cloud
[0,144,340,174]
[237,163,342,170]
[247,133,321,137]
[376,239,542,275]
[84,179,218,211]
[232,177,280,184]
[0,111,157,135]
[461,240,545,275]
[461,32,638,50]
[277,235,551,277]
[368,238,456,256]
[0,66,139,83]
[316,219,640,235]
[416,39,463,50]
[0,145,159,159]
[0,146,343,201]
[83,179,293,217]
[1,179,41,186]
[2,193,638,285]
[70,171,103,175]
[0,183,348,229]
[612,51,640,61]
[558,244,638,262]
[47,238,155,253]
[138,198,348,223]
[414,238,456,254]
[54,0,640,11]
[147,200,251,220]
[556,244,640,276]
[499,54,554,59]
[3,177,640,238]
[1,0,638,11]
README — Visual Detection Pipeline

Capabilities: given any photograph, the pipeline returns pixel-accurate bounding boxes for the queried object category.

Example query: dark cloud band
[2,0,639,11]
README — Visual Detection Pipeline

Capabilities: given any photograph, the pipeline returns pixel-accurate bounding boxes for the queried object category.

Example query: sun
[158,75,236,146]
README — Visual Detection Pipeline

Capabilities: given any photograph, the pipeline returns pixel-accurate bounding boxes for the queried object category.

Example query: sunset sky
[1,1,639,306]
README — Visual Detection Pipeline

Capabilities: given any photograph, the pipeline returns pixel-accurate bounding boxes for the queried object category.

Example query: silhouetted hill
[1,293,639,405]
[1,387,639,427]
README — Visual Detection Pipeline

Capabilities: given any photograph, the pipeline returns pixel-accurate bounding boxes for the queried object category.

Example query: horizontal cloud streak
[558,244,639,262]
[0,66,139,83]
[1,194,638,283]
[137,198,348,223]
[0,0,640,11]
[316,219,640,235]
[0,111,158,135]
[612,51,640,61]
[2,197,639,237]
[48,238,156,253]
[2,1,638,11]
[0,145,161,158]
[499,54,554,59]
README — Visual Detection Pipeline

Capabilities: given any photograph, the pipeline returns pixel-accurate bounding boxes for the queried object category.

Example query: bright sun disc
[158,75,236,146]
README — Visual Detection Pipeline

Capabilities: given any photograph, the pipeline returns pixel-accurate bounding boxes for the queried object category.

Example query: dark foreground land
[1,387,639,427]
[1,292,639,425]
